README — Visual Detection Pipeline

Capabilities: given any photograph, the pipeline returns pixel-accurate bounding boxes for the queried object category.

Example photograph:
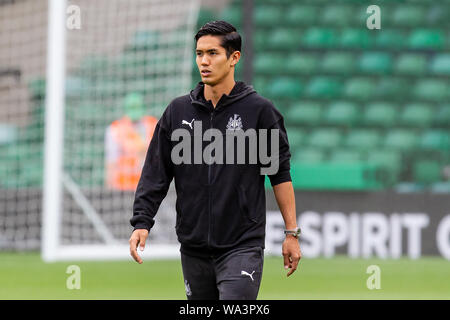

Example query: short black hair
[194,20,241,58]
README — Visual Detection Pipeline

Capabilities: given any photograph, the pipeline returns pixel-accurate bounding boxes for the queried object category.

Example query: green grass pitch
[0,252,449,299]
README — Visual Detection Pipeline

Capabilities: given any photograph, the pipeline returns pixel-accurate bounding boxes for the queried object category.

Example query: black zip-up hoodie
[130,81,291,257]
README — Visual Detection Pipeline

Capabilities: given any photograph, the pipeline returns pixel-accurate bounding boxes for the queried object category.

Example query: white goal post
[41,0,200,262]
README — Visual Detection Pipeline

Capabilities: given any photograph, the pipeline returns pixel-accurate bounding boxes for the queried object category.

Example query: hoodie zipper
[207,109,214,250]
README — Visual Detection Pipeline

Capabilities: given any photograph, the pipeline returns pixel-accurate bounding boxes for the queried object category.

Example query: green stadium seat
[321,52,355,74]
[367,149,402,175]
[127,30,159,51]
[286,128,305,150]
[340,29,373,49]
[252,77,269,93]
[383,129,418,151]
[413,79,448,101]
[253,53,284,75]
[431,182,450,193]
[196,8,217,29]
[323,101,359,126]
[425,5,449,26]
[302,28,337,48]
[394,54,427,75]
[419,130,450,151]
[285,102,322,126]
[434,104,450,126]
[358,52,392,74]
[374,30,406,49]
[399,103,434,127]
[321,5,353,26]
[395,182,424,193]
[413,160,442,184]
[344,77,376,100]
[344,129,382,150]
[305,76,342,99]
[392,6,425,26]
[0,123,18,145]
[219,6,241,28]
[408,29,445,50]
[363,102,397,127]
[292,147,325,163]
[266,77,302,99]
[267,28,301,50]
[306,128,343,148]
[285,5,317,26]
[375,77,409,99]
[329,148,364,163]
[285,54,319,75]
[254,6,283,26]
[430,54,450,75]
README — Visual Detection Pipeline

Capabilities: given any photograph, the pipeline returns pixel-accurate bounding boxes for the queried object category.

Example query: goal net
[0,0,200,261]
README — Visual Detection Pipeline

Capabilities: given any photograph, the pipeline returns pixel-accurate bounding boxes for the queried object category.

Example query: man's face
[196,35,237,86]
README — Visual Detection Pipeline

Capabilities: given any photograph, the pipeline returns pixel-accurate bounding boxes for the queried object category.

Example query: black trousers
[180,246,264,300]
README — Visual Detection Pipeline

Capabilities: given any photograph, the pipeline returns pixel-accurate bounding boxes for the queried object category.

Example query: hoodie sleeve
[130,106,174,231]
[259,100,292,187]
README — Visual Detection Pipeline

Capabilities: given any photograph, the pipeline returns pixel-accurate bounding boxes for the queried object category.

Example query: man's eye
[196,52,202,56]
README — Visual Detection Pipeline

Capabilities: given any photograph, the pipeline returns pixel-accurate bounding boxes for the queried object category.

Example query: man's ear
[231,51,241,67]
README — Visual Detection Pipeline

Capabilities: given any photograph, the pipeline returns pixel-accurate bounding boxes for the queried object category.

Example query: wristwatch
[284,227,301,239]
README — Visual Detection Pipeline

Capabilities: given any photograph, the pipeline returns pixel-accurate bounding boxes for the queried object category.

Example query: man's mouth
[201,70,211,77]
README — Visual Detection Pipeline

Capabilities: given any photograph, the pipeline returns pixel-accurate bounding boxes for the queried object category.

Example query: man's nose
[201,56,210,65]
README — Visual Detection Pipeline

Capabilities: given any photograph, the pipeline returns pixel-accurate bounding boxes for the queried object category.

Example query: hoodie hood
[189,81,256,111]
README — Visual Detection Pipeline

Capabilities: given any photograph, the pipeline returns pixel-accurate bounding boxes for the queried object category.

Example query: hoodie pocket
[176,183,209,245]
[237,184,258,224]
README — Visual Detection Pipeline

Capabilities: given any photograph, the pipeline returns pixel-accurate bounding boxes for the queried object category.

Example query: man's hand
[282,236,302,277]
[129,229,149,264]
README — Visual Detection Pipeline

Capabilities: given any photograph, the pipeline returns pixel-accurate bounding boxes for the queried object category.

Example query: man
[129,20,301,300]
[105,92,158,190]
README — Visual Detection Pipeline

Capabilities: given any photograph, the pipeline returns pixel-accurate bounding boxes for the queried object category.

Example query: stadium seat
[340,29,373,49]
[358,52,392,74]
[392,5,425,27]
[408,29,445,50]
[321,52,355,74]
[363,102,397,127]
[266,28,301,50]
[286,128,305,150]
[292,147,326,163]
[430,182,450,193]
[374,30,406,49]
[322,101,359,126]
[302,28,337,48]
[285,102,322,126]
[305,76,342,99]
[344,129,382,150]
[252,77,269,93]
[434,104,450,126]
[430,54,450,75]
[285,54,319,75]
[254,6,283,27]
[305,128,343,148]
[399,103,434,127]
[253,53,285,75]
[344,77,376,100]
[394,54,427,75]
[329,148,364,163]
[413,160,442,184]
[0,123,18,145]
[394,182,424,193]
[413,79,448,101]
[320,5,353,26]
[219,6,241,28]
[419,130,450,151]
[375,77,409,100]
[266,77,302,99]
[127,30,159,51]
[285,5,317,26]
[367,149,402,174]
[383,129,418,151]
